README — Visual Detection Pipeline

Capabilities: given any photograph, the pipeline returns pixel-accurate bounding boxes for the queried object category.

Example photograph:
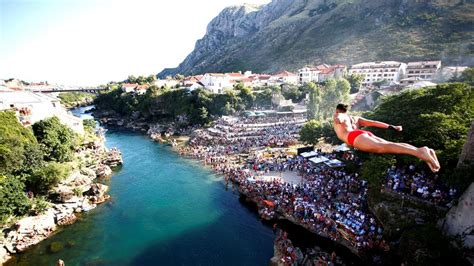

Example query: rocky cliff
[159,0,473,77]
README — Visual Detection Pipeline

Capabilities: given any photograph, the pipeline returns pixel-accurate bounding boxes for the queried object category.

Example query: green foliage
[307,82,322,120]
[398,224,466,266]
[254,88,273,108]
[72,187,83,197]
[451,67,474,85]
[31,196,50,215]
[28,162,70,194]
[58,92,94,108]
[0,175,31,223]
[0,111,39,175]
[347,73,364,94]
[127,74,155,84]
[95,83,262,125]
[83,119,97,133]
[32,117,77,162]
[300,120,323,145]
[310,78,350,120]
[368,83,473,170]
[282,84,306,103]
[360,155,396,203]
[335,79,350,104]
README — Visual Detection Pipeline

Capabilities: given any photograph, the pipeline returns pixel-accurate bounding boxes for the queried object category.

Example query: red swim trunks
[347,130,374,146]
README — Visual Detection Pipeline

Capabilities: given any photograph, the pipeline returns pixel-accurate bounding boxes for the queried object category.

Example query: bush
[31,196,50,215]
[32,116,77,162]
[0,111,39,175]
[0,175,31,223]
[28,162,71,194]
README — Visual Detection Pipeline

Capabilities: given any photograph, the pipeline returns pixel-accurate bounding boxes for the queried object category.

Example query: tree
[307,82,322,120]
[451,67,474,85]
[282,84,305,102]
[28,162,70,194]
[368,83,473,171]
[32,117,77,162]
[336,78,351,104]
[321,78,338,119]
[0,111,39,175]
[0,175,31,223]
[347,73,364,94]
[300,120,324,145]
[236,85,255,109]
[127,75,137,83]
[174,74,185,81]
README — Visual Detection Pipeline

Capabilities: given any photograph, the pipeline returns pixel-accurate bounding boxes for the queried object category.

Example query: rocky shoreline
[0,135,122,264]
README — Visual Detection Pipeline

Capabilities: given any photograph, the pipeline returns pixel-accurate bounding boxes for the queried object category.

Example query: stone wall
[442,183,474,248]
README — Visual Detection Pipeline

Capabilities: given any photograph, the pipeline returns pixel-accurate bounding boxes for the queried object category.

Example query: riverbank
[1,124,122,264]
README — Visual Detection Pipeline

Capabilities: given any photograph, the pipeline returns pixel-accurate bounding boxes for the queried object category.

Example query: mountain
[159,0,474,77]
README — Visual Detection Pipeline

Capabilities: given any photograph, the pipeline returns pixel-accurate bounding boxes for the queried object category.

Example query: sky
[0,0,270,86]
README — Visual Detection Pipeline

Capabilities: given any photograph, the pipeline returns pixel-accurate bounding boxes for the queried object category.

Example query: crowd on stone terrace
[384,165,458,206]
[177,114,388,252]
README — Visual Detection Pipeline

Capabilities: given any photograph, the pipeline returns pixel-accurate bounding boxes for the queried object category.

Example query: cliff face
[159,0,473,77]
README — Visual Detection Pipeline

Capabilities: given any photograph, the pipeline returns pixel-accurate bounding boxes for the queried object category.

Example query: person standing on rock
[333,104,440,172]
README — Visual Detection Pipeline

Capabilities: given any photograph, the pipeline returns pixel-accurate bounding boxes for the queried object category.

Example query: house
[271,71,298,84]
[122,83,138,93]
[200,73,233,94]
[154,79,179,88]
[298,66,322,83]
[135,85,149,95]
[0,91,84,134]
[349,61,407,86]
[406,61,441,80]
[226,72,246,82]
[184,81,205,92]
[298,64,347,83]
[249,74,272,87]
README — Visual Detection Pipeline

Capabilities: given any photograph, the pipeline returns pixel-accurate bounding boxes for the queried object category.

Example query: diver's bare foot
[428,148,440,171]
[418,147,438,172]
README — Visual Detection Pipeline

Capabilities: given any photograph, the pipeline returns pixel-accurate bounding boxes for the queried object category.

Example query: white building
[200,73,234,94]
[406,61,441,80]
[0,91,84,134]
[154,79,179,88]
[271,71,298,84]
[349,61,407,86]
[298,66,323,83]
[298,64,347,83]
[122,83,138,93]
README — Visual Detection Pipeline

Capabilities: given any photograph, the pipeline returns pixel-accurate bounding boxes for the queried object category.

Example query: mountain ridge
[159,0,474,77]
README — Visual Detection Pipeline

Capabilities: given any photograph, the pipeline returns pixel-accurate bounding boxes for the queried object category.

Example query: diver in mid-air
[333,104,440,172]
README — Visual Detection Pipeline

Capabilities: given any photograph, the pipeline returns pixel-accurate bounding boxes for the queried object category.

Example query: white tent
[309,156,329,164]
[334,143,350,152]
[301,151,318,158]
[324,159,345,167]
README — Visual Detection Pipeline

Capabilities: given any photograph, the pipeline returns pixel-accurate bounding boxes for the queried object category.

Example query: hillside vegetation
[159,0,473,77]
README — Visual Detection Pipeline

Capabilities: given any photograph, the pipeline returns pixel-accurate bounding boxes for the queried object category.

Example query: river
[8,107,274,265]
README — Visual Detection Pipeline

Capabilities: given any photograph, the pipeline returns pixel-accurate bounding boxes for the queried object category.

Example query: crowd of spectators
[384,165,458,206]
[177,114,387,253]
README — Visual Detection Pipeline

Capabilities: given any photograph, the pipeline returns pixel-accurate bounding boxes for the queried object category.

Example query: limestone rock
[56,213,77,226]
[442,183,474,248]
[0,246,11,264]
[86,183,110,204]
[96,164,112,178]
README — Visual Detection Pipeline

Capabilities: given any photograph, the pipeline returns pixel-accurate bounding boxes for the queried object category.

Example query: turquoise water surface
[9,108,274,265]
